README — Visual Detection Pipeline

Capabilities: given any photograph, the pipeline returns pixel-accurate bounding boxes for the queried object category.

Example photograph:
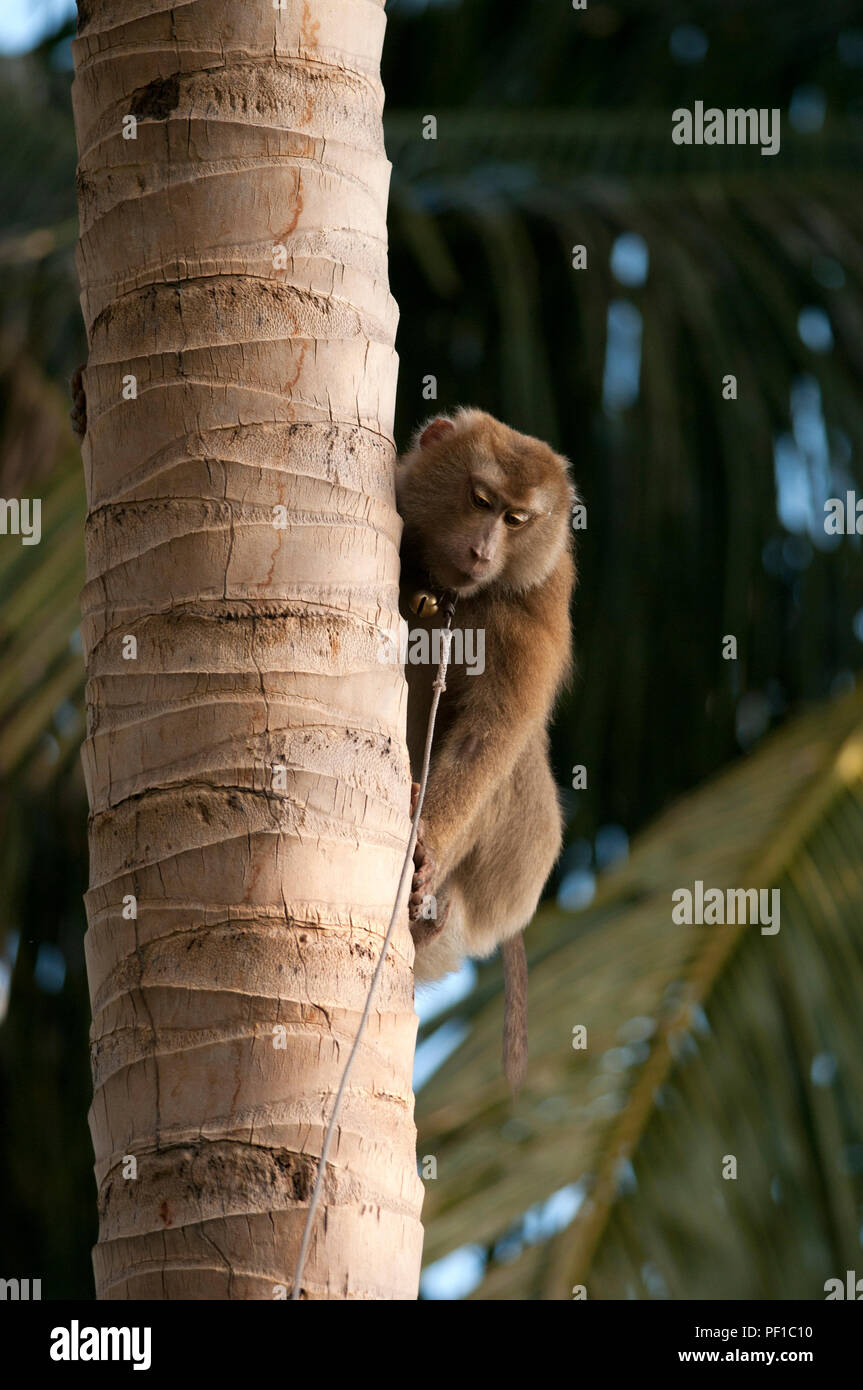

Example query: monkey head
[396,409,575,598]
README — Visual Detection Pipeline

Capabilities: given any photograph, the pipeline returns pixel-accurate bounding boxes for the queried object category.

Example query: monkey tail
[502,932,528,1095]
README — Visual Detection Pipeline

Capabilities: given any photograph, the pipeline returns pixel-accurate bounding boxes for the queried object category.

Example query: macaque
[396,409,575,1091]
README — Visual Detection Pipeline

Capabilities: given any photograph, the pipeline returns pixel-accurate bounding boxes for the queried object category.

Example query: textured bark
[72,0,423,1299]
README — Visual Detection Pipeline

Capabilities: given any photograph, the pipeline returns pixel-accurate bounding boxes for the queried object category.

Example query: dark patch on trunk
[275,1150,315,1202]
[76,1,93,31]
[70,365,86,441]
[130,74,181,121]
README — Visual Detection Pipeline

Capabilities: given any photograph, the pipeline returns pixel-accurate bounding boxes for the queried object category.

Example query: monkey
[396,408,575,1092]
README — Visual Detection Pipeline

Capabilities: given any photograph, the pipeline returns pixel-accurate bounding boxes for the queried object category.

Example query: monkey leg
[410,899,450,950]
[450,735,562,963]
[411,737,562,982]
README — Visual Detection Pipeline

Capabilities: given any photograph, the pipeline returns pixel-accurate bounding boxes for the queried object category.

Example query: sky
[0,0,74,54]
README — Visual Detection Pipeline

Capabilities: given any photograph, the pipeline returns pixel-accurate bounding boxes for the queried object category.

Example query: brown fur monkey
[396,409,575,1091]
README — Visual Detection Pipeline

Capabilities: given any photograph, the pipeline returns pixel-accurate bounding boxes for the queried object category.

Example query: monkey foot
[410,901,450,948]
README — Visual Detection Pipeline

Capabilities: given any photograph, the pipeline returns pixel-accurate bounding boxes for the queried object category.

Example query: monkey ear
[419,417,455,450]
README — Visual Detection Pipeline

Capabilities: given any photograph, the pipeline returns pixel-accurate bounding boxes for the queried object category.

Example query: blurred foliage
[0,0,862,1297]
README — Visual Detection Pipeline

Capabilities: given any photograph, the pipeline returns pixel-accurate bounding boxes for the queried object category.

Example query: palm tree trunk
[72,0,423,1299]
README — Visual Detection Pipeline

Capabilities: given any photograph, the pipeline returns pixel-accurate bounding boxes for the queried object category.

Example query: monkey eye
[470,488,493,511]
[504,511,529,528]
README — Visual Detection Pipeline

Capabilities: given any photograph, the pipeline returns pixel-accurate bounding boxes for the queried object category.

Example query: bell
[410,590,439,617]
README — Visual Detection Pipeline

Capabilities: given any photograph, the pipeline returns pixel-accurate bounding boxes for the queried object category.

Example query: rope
[290,589,457,1299]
